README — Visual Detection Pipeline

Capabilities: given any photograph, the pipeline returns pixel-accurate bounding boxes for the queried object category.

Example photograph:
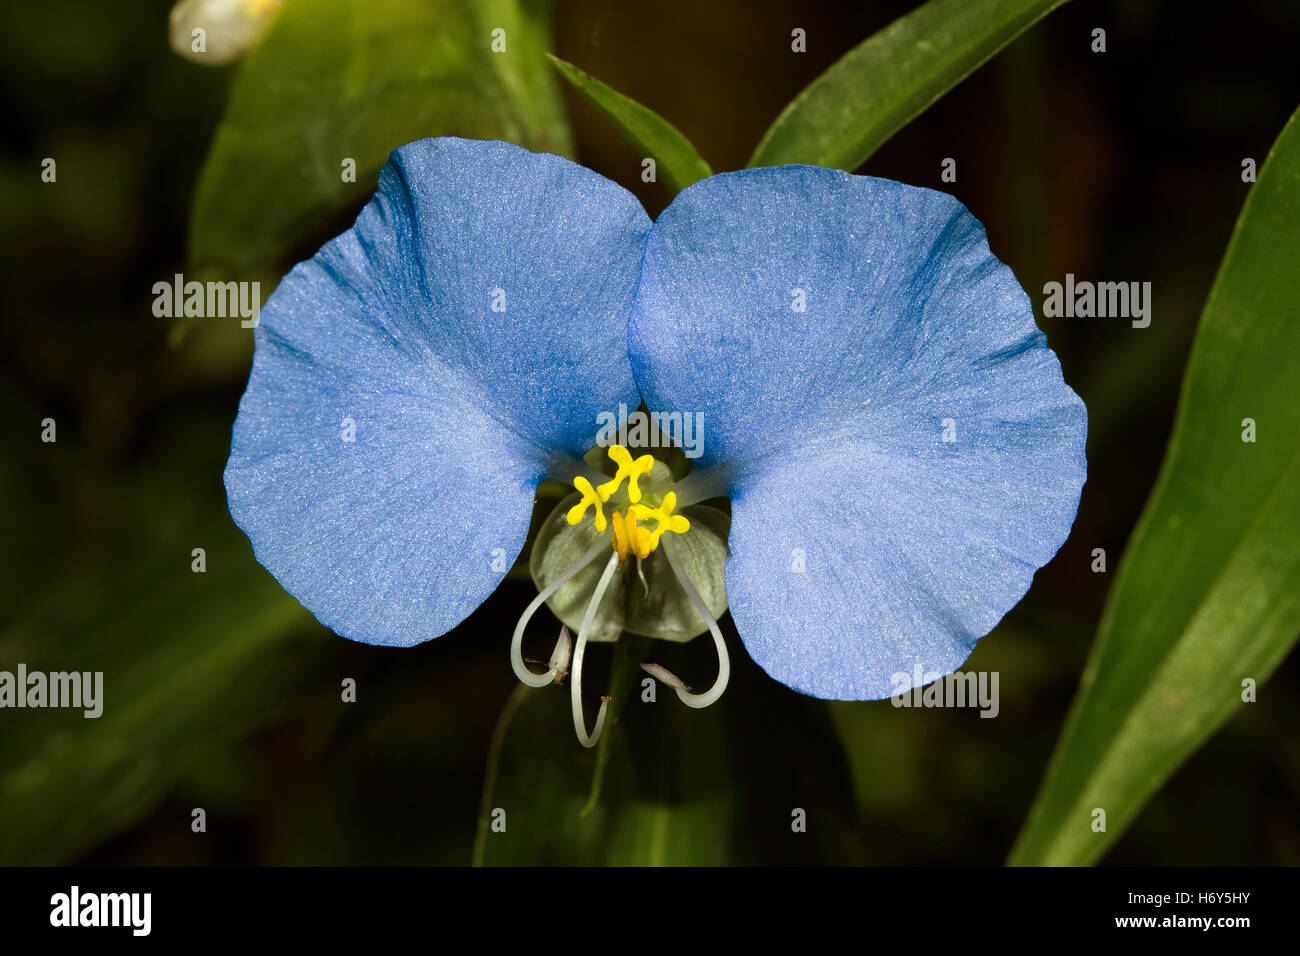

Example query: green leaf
[189,0,573,273]
[546,53,712,195]
[748,0,1071,170]
[1010,104,1300,866]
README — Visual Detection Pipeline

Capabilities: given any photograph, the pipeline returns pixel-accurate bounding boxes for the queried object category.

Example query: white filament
[571,554,621,748]
[510,538,607,687]
[642,536,730,709]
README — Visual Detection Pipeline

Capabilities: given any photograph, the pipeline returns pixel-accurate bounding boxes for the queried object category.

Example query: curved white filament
[642,536,730,709]
[510,538,608,687]
[571,553,621,748]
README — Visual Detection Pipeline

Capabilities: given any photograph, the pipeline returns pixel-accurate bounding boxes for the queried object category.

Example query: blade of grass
[548,54,712,195]
[749,0,1072,170]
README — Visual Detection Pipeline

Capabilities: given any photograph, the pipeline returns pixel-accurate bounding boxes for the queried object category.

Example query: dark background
[1,0,1297,864]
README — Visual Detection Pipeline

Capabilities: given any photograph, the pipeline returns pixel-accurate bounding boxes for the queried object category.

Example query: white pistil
[510,538,607,688]
[641,536,731,709]
[571,553,621,748]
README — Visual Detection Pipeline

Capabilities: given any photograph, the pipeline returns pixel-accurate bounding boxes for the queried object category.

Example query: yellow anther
[629,491,691,552]
[596,445,655,504]
[611,510,655,562]
[631,520,653,560]
[567,476,607,533]
[611,511,630,563]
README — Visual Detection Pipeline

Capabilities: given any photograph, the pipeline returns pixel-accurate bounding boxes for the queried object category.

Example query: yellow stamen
[610,510,654,562]
[611,510,630,563]
[596,445,655,504]
[566,476,607,533]
[630,512,653,560]
[567,448,686,560]
[630,491,691,552]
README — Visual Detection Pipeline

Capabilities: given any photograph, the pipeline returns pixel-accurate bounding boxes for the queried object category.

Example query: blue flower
[224,137,651,649]
[225,138,1086,746]
[629,166,1087,702]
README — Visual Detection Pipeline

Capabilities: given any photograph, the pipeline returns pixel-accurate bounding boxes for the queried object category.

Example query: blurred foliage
[189,0,572,274]
[0,499,321,864]
[0,0,1298,866]
[1011,104,1300,865]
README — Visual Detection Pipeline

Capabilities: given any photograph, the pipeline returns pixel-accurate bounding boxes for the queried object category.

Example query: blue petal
[629,166,1086,699]
[225,138,649,647]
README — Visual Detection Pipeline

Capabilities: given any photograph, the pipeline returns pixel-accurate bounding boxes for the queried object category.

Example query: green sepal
[528,494,729,644]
